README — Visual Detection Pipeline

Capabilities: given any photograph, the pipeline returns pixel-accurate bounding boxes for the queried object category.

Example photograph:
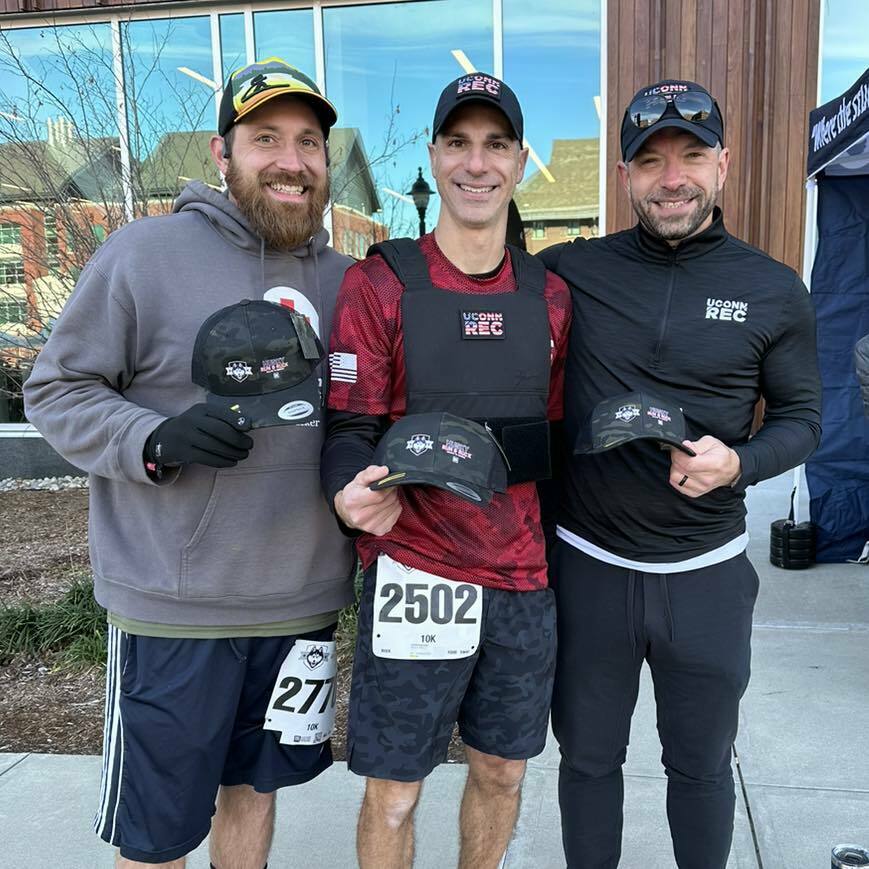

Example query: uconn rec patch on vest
[461,310,505,339]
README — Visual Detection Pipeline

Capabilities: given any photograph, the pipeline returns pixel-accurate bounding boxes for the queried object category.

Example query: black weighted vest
[368,238,552,483]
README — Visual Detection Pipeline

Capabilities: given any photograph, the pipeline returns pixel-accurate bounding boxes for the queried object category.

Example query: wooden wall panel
[606,0,820,274]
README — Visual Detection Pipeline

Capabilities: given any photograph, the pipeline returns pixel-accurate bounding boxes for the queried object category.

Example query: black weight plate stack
[770,517,816,569]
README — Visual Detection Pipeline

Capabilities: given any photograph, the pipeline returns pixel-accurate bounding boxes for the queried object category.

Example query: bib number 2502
[373,554,483,660]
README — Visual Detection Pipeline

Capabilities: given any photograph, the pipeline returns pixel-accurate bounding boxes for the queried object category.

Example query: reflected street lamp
[408,167,434,237]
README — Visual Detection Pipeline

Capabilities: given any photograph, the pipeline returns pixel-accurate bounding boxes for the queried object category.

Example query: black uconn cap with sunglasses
[621,80,723,162]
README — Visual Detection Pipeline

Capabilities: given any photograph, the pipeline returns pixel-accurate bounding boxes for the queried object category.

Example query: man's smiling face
[212,95,330,250]
[618,127,729,243]
[428,102,528,233]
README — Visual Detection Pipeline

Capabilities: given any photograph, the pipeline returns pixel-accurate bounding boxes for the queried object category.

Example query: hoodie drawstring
[311,239,329,407]
[259,236,266,292]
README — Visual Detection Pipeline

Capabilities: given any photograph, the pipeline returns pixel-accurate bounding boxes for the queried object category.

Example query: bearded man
[539,79,821,868]
[24,58,355,869]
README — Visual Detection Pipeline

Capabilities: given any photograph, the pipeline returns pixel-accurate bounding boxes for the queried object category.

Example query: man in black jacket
[539,80,822,869]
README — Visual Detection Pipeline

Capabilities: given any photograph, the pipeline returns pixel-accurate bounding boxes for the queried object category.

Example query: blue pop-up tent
[803,66,869,562]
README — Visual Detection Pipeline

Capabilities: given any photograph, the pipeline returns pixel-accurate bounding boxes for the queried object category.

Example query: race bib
[373,554,483,660]
[263,639,337,745]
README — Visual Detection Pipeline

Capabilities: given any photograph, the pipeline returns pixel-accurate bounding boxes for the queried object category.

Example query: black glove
[145,403,253,469]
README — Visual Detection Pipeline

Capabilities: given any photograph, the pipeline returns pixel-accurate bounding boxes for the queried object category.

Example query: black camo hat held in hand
[192,299,324,430]
[370,412,509,505]
[575,391,696,457]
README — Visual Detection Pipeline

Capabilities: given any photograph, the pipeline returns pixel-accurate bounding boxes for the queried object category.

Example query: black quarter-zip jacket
[539,209,822,562]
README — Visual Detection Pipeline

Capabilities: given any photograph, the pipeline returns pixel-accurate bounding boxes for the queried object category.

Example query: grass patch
[0,576,106,668]
[0,568,363,669]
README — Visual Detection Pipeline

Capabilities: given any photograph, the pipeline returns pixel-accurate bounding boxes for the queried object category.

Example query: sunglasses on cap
[626,91,716,129]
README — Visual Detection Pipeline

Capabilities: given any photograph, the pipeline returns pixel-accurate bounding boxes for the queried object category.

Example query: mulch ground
[0,488,465,763]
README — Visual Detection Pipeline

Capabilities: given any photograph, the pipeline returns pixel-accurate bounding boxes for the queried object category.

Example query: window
[821,1,869,101]
[0,260,25,284]
[219,14,246,86]
[0,299,28,322]
[123,17,216,204]
[253,10,315,74]
[324,0,494,242]
[506,0,601,254]
[0,223,22,245]
[44,213,59,268]
[0,0,604,312]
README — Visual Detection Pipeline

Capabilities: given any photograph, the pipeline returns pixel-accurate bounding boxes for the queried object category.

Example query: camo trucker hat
[574,392,697,456]
[218,57,337,136]
[370,412,509,505]
[192,299,324,430]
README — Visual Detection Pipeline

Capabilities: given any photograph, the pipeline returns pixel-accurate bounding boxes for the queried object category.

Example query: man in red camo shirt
[321,73,571,869]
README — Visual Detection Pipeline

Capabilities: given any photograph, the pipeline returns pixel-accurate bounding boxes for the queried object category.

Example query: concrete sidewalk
[2,471,867,868]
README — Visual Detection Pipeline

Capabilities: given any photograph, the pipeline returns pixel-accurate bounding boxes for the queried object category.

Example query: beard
[630,182,717,242]
[225,165,330,251]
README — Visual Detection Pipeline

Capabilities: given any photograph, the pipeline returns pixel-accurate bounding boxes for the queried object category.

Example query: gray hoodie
[24,182,355,625]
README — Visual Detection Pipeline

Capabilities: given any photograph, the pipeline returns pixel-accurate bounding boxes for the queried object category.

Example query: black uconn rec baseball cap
[621,80,723,162]
[192,299,325,429]
[370,412,509,505]
[575,392,697,457]
[432,73,524,142]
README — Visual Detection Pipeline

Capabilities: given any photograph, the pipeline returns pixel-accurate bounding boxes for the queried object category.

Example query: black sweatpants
[550,542,759,869]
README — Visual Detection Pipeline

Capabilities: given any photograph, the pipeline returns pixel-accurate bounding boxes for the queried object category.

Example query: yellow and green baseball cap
[218,57,337,136]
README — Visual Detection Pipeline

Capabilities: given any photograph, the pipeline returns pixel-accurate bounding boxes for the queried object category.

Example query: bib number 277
[263,639,337,744]
[272,675,335,715]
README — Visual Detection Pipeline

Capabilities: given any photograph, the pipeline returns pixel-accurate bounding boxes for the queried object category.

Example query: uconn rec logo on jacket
[706,297,749,322]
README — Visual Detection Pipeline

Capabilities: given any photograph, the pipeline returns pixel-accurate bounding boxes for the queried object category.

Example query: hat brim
[234,88,338,133]
[206,374,321,430]
[369,471,493,505]
[575,431,696,457]
[624,118,719,162]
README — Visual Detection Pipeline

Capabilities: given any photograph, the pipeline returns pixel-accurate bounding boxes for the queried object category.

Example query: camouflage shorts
[347,564,556,782]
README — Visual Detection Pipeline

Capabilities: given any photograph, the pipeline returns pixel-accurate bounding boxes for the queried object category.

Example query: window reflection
[0,23,117,420]
[821,1,869,101]
[252,9,315,75]
[505,0,601,252]
[123,16,216,211]
[0,0,604,422]
[324,0,493,241]
[219,14,247,86]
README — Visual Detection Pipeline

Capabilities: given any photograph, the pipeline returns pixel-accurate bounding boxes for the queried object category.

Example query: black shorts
[94,624,335,864]
[347,564,556,782]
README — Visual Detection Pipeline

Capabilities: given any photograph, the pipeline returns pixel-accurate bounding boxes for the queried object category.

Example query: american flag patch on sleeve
[329,352,358,383]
